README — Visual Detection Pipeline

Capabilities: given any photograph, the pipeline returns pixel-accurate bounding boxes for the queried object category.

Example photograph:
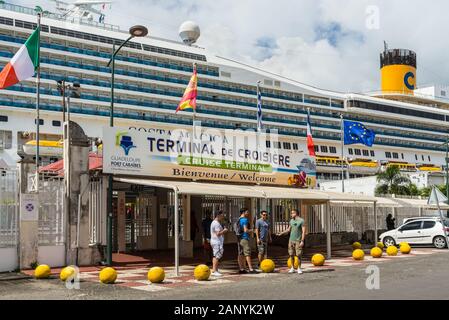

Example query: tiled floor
[75,248,445,292]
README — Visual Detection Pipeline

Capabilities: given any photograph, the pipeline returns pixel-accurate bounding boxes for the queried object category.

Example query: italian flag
[0,28,39,89]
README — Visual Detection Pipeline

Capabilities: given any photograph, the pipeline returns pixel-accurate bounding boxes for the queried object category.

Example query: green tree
[419,185,447,197]
[375,166,417,196]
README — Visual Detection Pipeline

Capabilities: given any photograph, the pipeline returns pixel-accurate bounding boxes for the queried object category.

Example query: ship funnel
[380,46,417,94]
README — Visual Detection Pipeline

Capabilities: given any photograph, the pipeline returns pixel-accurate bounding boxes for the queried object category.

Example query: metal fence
[0,169,18,248]
[88,178,105,245]
[36,174,65,246]
[271,199,297,234]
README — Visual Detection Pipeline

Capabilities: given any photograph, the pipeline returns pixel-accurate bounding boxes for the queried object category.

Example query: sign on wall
[102,126,316,188]
[20,193,39,221]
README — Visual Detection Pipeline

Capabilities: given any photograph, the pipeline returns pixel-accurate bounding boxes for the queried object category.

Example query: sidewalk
[17,246,445,294]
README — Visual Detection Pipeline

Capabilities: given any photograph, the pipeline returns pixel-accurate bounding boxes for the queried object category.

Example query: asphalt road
[1,251,448,300]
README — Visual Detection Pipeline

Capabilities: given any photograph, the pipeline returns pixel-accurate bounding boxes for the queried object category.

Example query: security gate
[36,174,65,267]
[0,169,18,272]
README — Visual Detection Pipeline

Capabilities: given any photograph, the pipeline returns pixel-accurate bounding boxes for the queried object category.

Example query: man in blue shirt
[236,208,258,274]
[255,210,271,265]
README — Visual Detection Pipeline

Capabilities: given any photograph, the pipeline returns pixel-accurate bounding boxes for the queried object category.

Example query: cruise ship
[0,1,448,183]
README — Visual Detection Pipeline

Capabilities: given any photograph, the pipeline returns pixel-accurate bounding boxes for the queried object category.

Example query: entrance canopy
[330,196,449,209]
[113,177,377,203]
[113,176,378,274]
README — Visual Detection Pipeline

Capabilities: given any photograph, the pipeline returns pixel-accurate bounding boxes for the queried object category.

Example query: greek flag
[257,83,262,131]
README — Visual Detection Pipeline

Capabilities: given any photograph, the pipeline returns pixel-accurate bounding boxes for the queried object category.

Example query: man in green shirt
[277,209,306,274]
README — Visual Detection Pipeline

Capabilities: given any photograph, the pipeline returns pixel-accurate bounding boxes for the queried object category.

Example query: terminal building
[0,2,448,272]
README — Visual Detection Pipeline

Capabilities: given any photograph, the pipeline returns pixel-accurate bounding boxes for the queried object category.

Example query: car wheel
[383,236,396,247]
[433,236,447,249]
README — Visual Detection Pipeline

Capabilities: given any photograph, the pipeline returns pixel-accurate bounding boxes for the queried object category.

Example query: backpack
[234,217,243,237]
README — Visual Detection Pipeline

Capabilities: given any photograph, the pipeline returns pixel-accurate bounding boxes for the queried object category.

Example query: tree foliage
[375,166,419,196]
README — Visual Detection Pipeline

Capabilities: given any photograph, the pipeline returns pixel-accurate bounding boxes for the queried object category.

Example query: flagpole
[35,12,41,192]
[340,114,345,193]
[257,81,261,133]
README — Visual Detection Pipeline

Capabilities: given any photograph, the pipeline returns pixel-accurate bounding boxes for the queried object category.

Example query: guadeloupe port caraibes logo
[115,131,136,156]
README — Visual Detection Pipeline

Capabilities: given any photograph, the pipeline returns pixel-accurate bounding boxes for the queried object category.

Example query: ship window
[34,119,44,125]
[348,148,353,155]
[415,154,418,160]
[283,142,291,150]
[0,17,13,26]
[348,100,445,121]
[370,150,375,157]
[329,146,337,154]
[314,145,319,152]
[0,115,8,122]
[266,141,271,148]
[393,152,399,159]
[292,143,299,150]
[401,153,404,159]
[385,152,392,158]
[428,155,431,161]
[52,120,61,127]
[320,146,328,153]
[362,150,369,156]
[354,149,361,155]
[442,91,446,97]
[422,155,425,161]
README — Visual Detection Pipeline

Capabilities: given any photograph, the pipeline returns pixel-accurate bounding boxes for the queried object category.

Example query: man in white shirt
[210,210,228,277]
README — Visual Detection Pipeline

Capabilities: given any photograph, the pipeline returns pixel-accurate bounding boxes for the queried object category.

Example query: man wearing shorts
[277,209,305,274]
[255,210,271,266]
[210,211,228,277]
[237,208,258,274]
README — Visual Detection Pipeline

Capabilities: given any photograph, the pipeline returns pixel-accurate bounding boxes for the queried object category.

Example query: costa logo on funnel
[115,131,136,155]
[404,72,415,90]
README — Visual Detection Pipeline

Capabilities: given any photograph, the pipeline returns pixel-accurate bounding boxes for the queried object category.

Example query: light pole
[445,136,449,217]
[105,25,148,266]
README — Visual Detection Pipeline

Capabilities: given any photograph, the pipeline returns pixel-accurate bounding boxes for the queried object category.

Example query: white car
[379,217,449,249]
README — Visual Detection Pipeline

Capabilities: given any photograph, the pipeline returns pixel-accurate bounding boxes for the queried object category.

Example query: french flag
[306,110,316,157]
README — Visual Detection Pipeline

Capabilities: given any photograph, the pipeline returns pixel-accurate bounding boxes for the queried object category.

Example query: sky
[13,0,449,93]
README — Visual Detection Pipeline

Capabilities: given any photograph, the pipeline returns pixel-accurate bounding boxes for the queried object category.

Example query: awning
[114,177,266,198]
[330,196,449,209]
[39,152,103,176]
[392,197,449,210]
[113,177,377,204]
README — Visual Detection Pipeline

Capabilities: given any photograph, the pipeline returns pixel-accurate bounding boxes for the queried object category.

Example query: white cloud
[13,0,449,92]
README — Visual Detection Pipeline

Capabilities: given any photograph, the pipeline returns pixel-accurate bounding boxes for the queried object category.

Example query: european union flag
[343,120,376,147]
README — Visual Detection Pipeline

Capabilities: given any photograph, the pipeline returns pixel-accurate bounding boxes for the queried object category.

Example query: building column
[116,191,126,253]
[18,158,38,269]
[326,201,332,260]
[65,122,101,266]
[180,194,193,258]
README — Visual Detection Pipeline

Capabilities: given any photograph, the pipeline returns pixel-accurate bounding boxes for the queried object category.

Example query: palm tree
[375,166,416,196]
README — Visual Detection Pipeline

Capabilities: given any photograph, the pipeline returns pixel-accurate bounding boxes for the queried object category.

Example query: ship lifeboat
[418,164,441,172]
[348,159,379,174]
[23,140,63,157]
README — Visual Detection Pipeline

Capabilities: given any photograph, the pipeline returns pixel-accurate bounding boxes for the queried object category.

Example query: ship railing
[0,2,121,32]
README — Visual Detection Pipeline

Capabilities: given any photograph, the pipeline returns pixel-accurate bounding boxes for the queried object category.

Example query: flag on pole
[0,28,39,89]
[176,65,198,113]
[257,82,262,131]
[343,120,376,147]
[306,110,316,157]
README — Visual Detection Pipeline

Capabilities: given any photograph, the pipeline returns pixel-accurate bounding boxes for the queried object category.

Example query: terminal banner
[102,126,316,188]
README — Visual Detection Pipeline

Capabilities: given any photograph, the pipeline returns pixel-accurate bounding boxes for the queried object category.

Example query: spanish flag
[176,65,198,113]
